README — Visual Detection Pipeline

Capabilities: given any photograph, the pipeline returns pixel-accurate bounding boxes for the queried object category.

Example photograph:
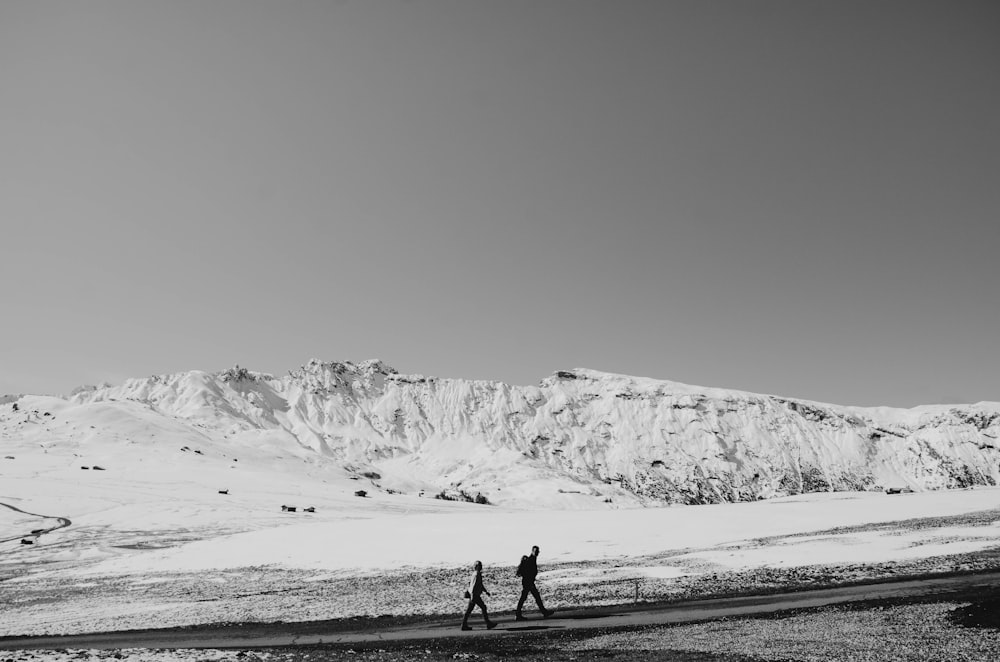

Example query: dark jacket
[517,554,538,582]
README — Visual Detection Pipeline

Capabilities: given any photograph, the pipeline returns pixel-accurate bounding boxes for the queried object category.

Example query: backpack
[515,555,528,577]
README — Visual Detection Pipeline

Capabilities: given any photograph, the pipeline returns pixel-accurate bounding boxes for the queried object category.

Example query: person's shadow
[502,608,618,630]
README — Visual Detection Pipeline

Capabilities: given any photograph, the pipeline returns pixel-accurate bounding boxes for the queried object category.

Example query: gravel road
[3,569,1000,661]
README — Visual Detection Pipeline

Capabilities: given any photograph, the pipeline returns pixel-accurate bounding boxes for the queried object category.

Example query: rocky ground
[5,508,1000,638]
[3,596,1000,662]
[3,509,1000,661]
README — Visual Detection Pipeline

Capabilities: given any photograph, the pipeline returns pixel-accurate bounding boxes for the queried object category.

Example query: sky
[1,0,997,407]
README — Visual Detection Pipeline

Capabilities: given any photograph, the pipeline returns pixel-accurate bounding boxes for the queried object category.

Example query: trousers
[516,579,545,612]
[463,594,490,624]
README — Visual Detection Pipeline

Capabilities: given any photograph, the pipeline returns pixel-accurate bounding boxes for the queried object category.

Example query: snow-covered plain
[2,365,999,639]
[2,429,999,636]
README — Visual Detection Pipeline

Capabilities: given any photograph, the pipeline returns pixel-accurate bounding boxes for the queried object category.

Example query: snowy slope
[7,359,988,508]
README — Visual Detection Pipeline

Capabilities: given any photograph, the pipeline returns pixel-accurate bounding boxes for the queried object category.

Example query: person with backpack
[461,560,498,630]
[515,545,554,620]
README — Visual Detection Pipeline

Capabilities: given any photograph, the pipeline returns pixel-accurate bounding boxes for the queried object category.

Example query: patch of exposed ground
[2,546,999,638]
[4,600,1000,661]
[562,601,1000,662]
[2,507,1000,662]
[3,503,1000,639]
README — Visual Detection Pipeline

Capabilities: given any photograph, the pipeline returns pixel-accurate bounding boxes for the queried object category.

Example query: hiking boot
[542,609,555,618]
[486,621,498,629]
[461,625,472,631]
[515,613,527,621]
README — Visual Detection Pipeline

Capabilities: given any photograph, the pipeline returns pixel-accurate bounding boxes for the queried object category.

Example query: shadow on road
[557,612,619,621]
[950,598,1000,629]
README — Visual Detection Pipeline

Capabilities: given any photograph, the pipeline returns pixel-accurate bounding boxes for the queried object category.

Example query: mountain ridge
[4,359,998,508]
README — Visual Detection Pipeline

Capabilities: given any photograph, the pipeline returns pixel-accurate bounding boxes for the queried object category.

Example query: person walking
[515,545,554,620]
[461,560,498,630]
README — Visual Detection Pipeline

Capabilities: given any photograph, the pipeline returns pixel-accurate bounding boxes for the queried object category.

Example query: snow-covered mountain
[5,359,999,508]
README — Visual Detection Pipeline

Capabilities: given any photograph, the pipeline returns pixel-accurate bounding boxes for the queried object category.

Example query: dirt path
[3,570,999,651]
[0,501,71,544]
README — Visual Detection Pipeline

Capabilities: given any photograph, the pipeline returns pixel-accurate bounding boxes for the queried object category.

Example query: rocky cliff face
[68,359,1000,507]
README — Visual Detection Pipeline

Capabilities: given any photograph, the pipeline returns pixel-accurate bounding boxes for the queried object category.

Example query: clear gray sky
[2,0,998,407]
